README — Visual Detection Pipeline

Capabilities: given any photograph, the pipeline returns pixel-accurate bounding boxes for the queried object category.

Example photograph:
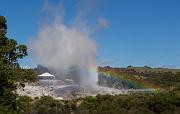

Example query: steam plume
[30,1,99,87]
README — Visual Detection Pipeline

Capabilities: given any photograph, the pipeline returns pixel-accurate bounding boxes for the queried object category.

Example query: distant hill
[126,66,180,74]
[98,66,180,89]
[100,65,180,74]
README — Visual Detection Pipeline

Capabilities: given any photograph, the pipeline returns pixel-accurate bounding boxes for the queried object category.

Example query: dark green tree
[0,16,27,109]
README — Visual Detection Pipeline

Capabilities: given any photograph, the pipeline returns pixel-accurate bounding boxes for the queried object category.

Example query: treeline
[99,66,180,76]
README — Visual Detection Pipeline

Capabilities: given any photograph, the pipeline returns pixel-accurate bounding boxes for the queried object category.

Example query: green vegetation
[98,66,180,89]
[12,89,180,114]
[0,15,27,109]
[12,68,37,82]
[0,16,37,113]
[76,89,180,114]
[127,65,180,74]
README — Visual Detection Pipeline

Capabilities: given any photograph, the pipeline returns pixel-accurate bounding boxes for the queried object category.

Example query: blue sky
[0,0,180,68]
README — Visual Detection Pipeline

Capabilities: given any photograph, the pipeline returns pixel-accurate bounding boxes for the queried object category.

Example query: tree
[0,16,27,109]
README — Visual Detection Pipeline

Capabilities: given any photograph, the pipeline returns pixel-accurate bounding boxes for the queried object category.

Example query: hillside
[98,66,180,89]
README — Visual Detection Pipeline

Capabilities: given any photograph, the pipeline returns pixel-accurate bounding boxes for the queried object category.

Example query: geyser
[31,21,98,87]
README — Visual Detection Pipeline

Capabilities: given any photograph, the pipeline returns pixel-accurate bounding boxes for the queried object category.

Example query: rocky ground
[17,80,155,100]
[16,83,63,100]
[16,80,124,100]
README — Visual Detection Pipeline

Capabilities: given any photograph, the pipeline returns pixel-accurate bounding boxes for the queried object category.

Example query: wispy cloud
[98,17,109,28]
[41,0,65,22]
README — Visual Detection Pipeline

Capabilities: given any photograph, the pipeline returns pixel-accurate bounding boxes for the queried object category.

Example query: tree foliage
[0,16,27,108]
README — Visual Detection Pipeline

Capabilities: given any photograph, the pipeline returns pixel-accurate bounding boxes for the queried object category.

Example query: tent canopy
[38,72,55,77]
[38,72,55,80]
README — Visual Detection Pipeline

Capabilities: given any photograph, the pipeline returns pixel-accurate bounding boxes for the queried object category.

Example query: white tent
[38,72,55,80]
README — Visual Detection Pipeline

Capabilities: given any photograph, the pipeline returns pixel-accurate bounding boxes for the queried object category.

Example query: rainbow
[97,69,159,89]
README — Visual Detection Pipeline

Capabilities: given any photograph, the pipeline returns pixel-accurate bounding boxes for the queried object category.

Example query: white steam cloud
[30,0,101,87]
[31,21,98,87]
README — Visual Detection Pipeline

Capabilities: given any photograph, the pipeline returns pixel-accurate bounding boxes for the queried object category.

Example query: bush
[0,105,17,114]
[16,96,32,114]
